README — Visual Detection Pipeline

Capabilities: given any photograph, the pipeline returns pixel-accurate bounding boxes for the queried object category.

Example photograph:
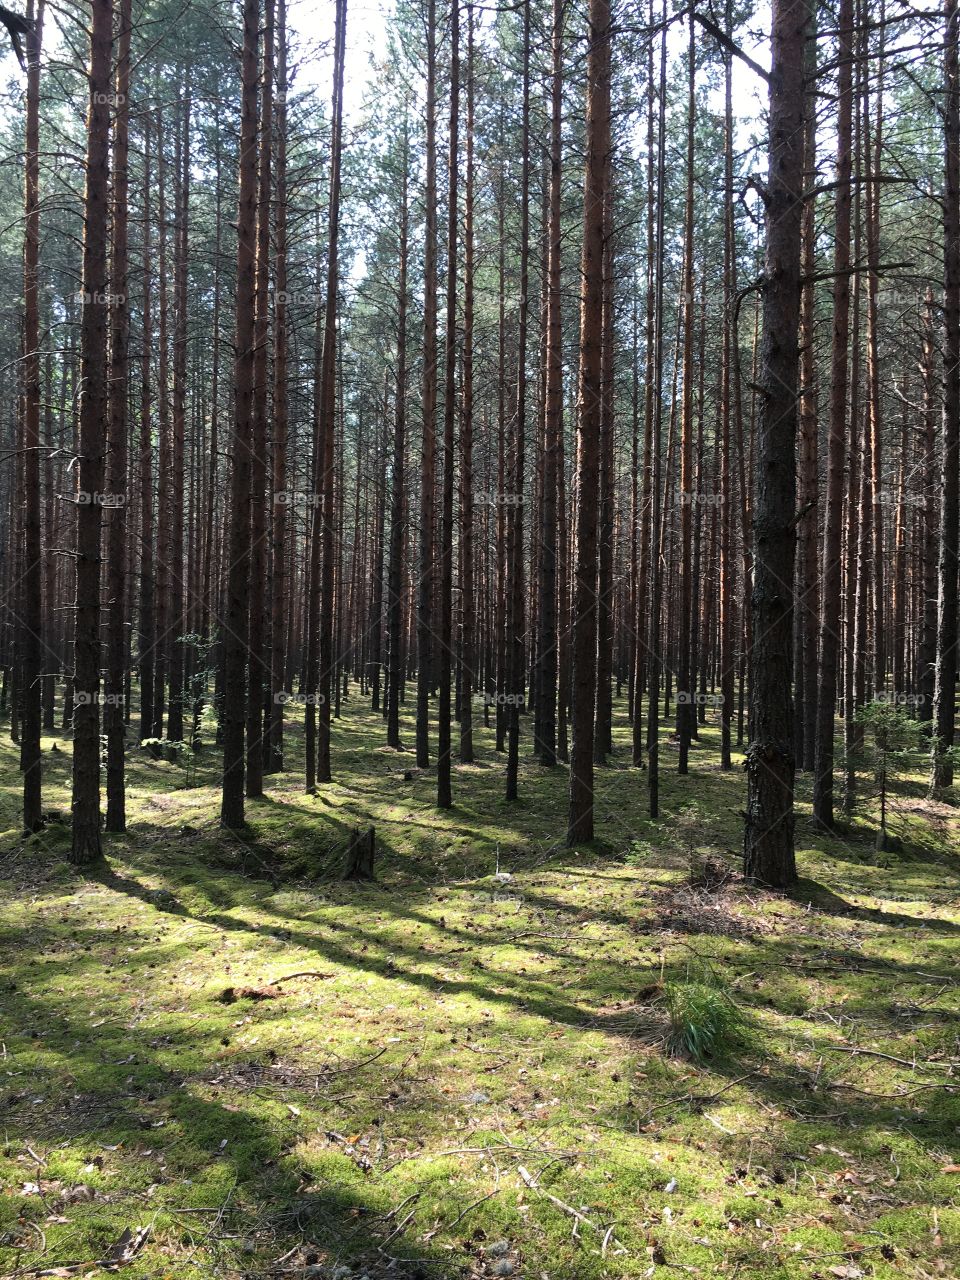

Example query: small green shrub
[662,974,747,1062]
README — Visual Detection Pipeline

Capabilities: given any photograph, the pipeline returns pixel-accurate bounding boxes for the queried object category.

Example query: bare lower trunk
[743,0,807,888]
[567,0,610,845]
[70,0,113,865]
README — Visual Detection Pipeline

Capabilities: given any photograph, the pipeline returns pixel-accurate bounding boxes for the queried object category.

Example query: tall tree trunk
[812,0,853,828]
[594,186,614,765]
[167,89,189,744]
[20,0,43,834]
[918,287,937,721]
[647,4,668,817]
[151,116,170,740]
[536,0,562,769]
[505,0,530,803]
[105,0,131,831]
[676,14,696,774]
[437,0,459,809]
[416,0,437,770]
[386,129,409,752]
[633,0,657,771]
[932,0,960,793]
[269,0,288,771]
[718,0,736,772]
[69,0,113,865]
[795,5,818,773]
[742,0,807,888]
[247,0,273,795]
[459,6,476,766]
[314,0,347,784]
[567,0,610,844]
[220,0,259,829]
[138,115,155,747]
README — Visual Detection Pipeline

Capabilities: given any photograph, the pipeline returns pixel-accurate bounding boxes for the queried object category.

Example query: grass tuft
[662,972,748,1062]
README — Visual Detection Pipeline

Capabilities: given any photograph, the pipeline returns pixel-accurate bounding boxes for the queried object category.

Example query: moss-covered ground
[0,697,958,1278]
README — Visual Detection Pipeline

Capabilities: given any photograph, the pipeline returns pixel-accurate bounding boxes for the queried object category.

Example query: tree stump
[343,825,376,880]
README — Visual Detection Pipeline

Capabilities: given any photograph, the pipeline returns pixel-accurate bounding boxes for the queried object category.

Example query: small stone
[466,1089,491,1105]
[490,1262,514,1277]
[487,1241,510,1257]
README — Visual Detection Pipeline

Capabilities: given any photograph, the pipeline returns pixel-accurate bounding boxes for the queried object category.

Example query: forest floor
[0,699,958,1280]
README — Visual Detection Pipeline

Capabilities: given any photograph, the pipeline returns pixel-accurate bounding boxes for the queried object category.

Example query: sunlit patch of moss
[0,700,958,1276]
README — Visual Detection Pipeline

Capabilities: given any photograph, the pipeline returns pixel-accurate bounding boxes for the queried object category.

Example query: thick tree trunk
[459,6,476,766]
[314,0,346,785]
[386,133,409,752]
[932,0,960,793]
[918,288,937,721]
[69,0,113,865]
[567,0,610,844]
[795,6,818,774]
[269,11,287,770]
[416,0,437,771]
[20,0,43,834]
[220,0,259,829]
[505,0,530,803]
[437,0,458,809]
[676,16,696,775]
[247,0,274,795]
[718,0,736,772]
[812,0,853,829]
[536,0,562,769]
[105,0,131,832]
[138,116,155,747]
[167,92,189,746]
[742,0,807,888]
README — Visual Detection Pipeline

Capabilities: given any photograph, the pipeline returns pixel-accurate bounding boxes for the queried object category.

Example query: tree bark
[437,0,458,809]
[220,0,259,829]
[247,0,274,795]
[105,0,131,832]
[69,0,113,865]
[536,0,563,769]
[742,0,808,888]
[932,0,960,793]
[416,0,437,771]
[567,0,610,844]
[20,0,43,834]
[505,0,530,803]
[812,0,853,829]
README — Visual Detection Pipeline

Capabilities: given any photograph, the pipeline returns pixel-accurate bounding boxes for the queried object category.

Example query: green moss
[0,700,957,1277]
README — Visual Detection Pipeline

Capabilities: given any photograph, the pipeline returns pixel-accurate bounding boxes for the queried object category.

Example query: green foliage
[856,700,922,848]
[662,966,748,1063]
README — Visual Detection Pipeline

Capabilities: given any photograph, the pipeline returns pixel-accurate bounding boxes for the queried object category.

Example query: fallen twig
[828,1044,957,1071]
[445,1186,500,1229]
[266,970,335,985]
